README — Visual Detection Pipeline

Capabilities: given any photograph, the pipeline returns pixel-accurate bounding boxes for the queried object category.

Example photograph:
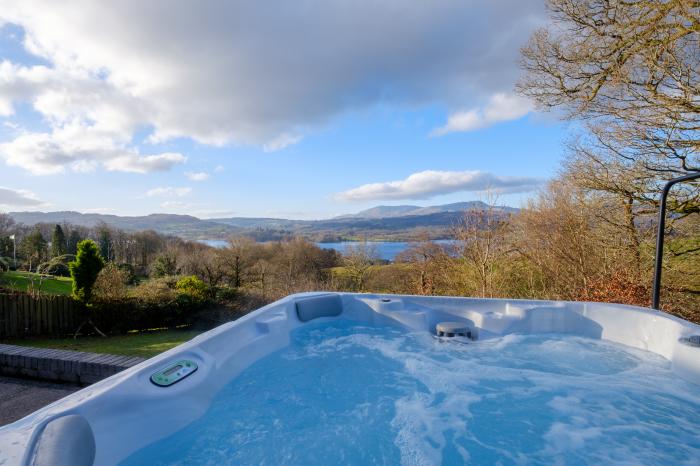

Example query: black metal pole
[651,171,700,310]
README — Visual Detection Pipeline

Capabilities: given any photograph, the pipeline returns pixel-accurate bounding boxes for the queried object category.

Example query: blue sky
[0,1,568,219]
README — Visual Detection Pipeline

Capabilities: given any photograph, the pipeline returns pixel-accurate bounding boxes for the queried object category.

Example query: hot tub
[2,293,700,465]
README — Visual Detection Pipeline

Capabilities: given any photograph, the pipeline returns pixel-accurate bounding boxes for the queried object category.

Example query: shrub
[116,263,136,284]
[151,253,179,278]
[37,254,76,277]
[132,277,177,304]
[577,271,649,307]
[69,240,105,302]
[175,275,208,303]
[90,275,211,334]
[216,286,239,302]
[93,263,129,301]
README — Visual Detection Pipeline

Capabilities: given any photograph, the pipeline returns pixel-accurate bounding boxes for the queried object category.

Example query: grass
[0,271,73,295]
[2,329,203,358]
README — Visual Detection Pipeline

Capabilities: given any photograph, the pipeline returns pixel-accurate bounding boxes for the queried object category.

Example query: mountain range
[8,201,519,242]
[335,202,518,219]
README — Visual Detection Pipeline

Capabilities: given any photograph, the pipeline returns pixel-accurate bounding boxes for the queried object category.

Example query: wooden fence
[0,293,82,338]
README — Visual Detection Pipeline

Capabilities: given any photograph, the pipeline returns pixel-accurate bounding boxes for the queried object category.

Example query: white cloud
[214,165,225,172]
[185,171,209,181]
[262,133,302,153]
[104,152,186,174]
[335,170,543,202]
[0,59,175,174]
[0,127,186,174]
[0,81,185,174]
[145,186,192,198]
[0,186,44,208]
[431,93,533,136]
[0,1,545,167]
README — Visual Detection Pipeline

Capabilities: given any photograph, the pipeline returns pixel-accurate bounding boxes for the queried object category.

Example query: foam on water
[122,320,700,465]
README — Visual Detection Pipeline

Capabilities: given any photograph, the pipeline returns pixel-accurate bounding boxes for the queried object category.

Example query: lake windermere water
[197,240,456,261]
[316,240,456,261]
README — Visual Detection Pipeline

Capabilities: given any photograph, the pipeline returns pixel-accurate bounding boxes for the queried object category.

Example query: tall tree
[453,205,511,298]
[19,229,47,272]
[518,0,700,214]
[69,239,105,302]
[67,229,82,255]
[51,224,66,257]
[96,224,113,262]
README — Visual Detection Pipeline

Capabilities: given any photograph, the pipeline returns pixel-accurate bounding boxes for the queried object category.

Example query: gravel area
[0,376,80,426]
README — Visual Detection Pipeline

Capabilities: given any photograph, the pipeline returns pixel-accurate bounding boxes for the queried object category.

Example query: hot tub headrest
[295,294,343,322]
[32,414,95,466]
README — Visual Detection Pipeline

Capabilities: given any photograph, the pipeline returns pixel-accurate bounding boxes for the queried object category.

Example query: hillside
[9,211,240,239]
[336,201,518,219]
[9,202,519,241]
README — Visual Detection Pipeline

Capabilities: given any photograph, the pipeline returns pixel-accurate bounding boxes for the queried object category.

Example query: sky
[0,0,569,220]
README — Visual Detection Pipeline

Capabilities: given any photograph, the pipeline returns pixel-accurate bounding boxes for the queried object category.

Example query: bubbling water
[123,320,700,465]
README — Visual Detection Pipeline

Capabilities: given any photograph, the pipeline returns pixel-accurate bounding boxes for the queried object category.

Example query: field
[0,271,73,295]
[3,329,202,358]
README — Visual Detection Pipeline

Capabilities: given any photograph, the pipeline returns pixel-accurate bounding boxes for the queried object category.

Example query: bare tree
[396,236,448,295]
[343,242,379,292]
[453,202,511,298]
[512,180,607,299]
[518,0,700,215]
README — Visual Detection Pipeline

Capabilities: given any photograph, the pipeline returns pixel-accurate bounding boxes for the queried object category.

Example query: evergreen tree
[0,236,12,258]
[151,253,178,277]
[69,239,105,302]
[67,230,81,255]
[51,224,66,258]
[97,227,112,262]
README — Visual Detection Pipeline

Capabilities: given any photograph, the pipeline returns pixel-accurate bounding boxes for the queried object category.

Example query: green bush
[175,275,208,303]
[69,240,104,302]
[90,275,209,334]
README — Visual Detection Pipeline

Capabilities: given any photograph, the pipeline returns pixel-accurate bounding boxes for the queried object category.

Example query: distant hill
[206,217,299,229]
[9,202,519,241]
[337,201,519,219]
[8,211,239,239]
[335,205,420,219]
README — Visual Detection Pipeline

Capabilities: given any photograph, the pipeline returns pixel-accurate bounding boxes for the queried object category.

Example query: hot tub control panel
[150,359,198,387]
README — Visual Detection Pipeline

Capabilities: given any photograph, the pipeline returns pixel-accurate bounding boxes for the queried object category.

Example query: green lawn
[2,329,202,358]
[0,271,73,295]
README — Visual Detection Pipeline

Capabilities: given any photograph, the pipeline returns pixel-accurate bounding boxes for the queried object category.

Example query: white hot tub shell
[1,293,699,465]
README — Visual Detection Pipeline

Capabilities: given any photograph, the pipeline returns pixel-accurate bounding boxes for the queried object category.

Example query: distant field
[0,271,73,295]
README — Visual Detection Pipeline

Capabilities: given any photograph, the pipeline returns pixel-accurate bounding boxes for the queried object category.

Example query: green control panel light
[150,359,198,387]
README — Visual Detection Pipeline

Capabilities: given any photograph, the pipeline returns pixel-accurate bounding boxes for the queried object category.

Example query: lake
[316,240,456,261]
[198,239,456,262]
